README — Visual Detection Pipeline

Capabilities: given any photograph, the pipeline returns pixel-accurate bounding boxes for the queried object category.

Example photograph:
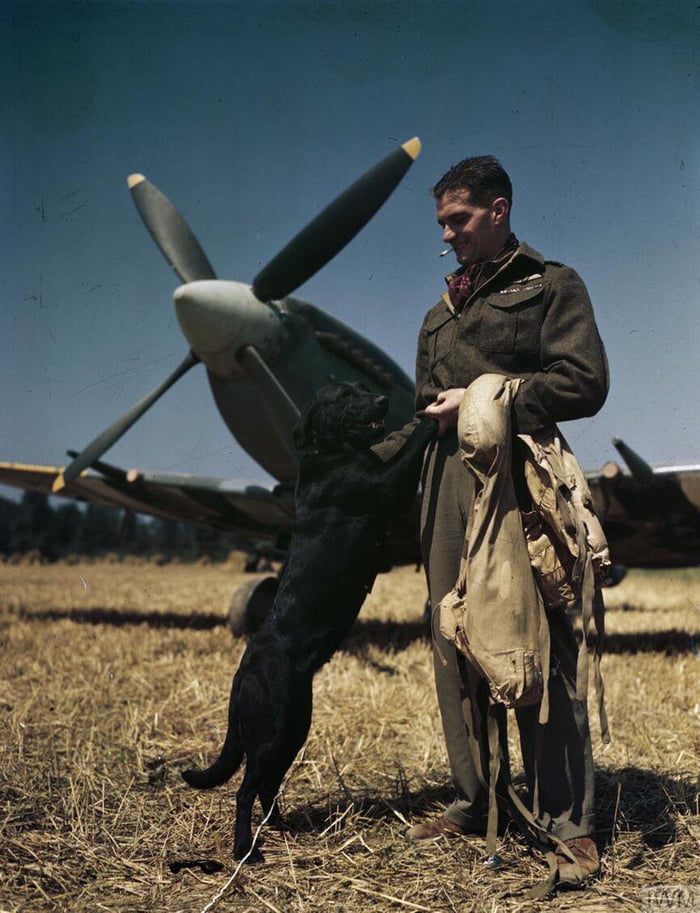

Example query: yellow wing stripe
[0,461,63,475]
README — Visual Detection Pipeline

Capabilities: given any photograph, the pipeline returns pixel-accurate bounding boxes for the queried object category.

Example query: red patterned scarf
[447,233,519,311]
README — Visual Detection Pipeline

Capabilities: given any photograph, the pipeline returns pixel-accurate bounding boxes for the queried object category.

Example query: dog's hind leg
[258,680,314,832]
[259,788,286,830]
[256,751,304,832]
[234,680,313,859]
[234,767,263,862]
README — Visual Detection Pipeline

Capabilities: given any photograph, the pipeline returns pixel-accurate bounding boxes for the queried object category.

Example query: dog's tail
[181,724,244,789]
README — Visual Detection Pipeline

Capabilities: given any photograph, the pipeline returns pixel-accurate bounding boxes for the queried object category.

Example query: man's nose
[442,224,455,243]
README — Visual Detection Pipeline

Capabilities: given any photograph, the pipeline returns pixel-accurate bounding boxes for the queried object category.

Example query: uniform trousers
[419,429,596,840]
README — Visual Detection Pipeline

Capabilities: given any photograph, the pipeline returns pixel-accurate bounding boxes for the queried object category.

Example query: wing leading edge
[0,462,294,555]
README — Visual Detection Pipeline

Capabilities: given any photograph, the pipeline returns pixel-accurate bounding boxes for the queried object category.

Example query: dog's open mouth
[348,419,385,437]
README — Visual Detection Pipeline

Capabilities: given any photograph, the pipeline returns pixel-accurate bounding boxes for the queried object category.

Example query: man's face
[436,189,509,267]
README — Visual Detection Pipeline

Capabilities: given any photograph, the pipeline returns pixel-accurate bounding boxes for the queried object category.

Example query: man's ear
[491,196,510,225]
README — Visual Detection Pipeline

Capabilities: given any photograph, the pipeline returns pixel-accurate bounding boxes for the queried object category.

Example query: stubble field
[0,560,698,912]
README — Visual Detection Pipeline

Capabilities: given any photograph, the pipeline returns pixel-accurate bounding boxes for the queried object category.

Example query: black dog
[182,382,436,861]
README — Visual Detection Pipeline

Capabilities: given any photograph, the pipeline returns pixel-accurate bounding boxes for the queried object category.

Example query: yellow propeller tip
[127,173,146,189]
[51,473,66,494]
[401,137,421,160]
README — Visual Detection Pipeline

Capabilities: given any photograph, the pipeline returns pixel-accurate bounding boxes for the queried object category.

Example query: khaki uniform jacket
[375,242,609,460]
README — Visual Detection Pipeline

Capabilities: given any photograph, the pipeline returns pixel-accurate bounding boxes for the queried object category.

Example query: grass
[0,561,698,911]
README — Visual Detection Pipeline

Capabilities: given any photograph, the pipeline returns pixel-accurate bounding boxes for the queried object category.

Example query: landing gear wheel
[227,575,279,637]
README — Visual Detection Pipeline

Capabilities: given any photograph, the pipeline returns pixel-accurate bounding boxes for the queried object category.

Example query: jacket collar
[441,242,545,313]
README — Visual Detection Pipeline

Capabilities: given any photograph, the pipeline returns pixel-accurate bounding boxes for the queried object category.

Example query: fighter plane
[2,136,699,630]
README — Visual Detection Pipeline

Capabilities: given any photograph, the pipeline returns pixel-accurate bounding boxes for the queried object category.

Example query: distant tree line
[0,492,241,562]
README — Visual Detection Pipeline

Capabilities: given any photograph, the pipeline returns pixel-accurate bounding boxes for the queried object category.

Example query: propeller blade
[237,345,300,467]
[252,137,421,302]
[53,350,200,492]
[613,438,655,481]
[128,174,217,283]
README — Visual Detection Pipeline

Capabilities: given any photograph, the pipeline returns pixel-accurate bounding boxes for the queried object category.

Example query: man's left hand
[423,388,467,436]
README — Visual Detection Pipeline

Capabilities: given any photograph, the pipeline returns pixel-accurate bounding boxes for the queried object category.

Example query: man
[387,156,609,883]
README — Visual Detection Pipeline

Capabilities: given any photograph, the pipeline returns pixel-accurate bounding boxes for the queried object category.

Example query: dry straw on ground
[1,561,698,911]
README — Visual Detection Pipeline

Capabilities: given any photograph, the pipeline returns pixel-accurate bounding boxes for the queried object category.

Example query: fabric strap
[471,706,585,897]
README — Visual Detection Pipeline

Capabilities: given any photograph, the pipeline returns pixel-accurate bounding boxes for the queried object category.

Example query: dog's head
[293,383,389,453]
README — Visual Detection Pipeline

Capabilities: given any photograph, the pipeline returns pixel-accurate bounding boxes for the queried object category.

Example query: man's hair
[432,155,512,208]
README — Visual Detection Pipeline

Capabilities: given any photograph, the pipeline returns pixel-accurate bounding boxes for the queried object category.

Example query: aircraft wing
[2,443,698,571]
[587,459,700,568]
[0,461,294,556]
[0,459,426,565]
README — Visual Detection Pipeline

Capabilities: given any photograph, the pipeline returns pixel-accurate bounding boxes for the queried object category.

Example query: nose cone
[174,280,285,379]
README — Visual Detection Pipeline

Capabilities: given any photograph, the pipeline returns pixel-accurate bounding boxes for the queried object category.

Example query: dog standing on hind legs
[182,382,437,862]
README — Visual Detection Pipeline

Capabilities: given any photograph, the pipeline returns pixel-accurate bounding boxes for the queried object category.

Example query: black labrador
[182,382,436,861]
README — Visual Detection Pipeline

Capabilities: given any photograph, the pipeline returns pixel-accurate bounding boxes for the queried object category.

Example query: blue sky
[2,0,698,500]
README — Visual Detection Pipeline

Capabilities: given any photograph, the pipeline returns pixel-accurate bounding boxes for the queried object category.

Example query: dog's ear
[294,383,351,452]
